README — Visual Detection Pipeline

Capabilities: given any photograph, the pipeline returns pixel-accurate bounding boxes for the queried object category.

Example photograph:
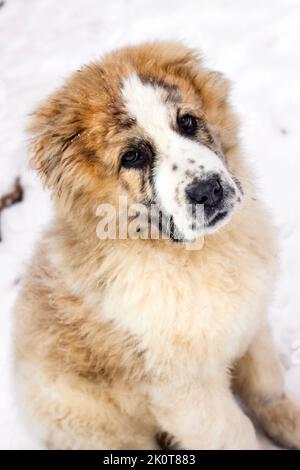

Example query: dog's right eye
[121,149,148,169]
[177,113,198,137]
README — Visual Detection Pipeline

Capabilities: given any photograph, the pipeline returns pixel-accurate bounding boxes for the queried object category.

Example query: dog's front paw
[257,393,300,449]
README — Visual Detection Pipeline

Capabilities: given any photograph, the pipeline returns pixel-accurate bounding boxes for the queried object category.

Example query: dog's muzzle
[185,173,239,229]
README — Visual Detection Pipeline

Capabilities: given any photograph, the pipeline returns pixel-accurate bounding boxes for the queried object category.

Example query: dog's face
[120,73,242,240]
[30,42,243,242]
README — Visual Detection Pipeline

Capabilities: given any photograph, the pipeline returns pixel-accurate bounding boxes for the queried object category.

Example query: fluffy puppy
[14,42,300,449]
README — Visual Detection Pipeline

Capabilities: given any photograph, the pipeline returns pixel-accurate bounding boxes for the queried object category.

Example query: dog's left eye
[121,149,148,169]
[178,113,198,136]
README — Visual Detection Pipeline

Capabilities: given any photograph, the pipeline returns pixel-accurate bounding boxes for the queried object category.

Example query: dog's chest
[99,240,272,374]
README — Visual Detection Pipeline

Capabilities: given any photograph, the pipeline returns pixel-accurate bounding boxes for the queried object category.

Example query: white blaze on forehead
[122,73,171,147]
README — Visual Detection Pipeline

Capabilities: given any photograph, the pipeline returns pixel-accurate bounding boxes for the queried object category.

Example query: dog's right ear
[27,88,84,197]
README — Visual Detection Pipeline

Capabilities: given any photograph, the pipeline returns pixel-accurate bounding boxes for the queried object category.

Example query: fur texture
[14,41,300,449]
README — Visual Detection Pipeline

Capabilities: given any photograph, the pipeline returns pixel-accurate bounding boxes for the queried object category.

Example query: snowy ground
[0,0,300,450]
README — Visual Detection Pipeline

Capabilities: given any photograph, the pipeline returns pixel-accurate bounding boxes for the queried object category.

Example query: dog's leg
[234,324,300,449]
[17,360,159,450]
[149,379,258,449]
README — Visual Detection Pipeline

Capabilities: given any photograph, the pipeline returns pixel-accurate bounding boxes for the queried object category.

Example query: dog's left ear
[193,66,239,153]
[200,70,231,108]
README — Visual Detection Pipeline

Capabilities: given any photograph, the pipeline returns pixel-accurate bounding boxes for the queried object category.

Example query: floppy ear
[193,67,240,153]
[200,71,230,110]
[28,90,84,197]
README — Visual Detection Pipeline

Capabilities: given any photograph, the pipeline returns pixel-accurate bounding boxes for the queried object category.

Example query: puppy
[14,41,300,449]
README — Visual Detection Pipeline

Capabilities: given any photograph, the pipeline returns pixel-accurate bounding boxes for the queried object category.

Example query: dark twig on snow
[0,177,24,242]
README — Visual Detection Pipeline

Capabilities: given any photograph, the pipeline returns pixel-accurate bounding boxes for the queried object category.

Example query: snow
[0,0,300,450]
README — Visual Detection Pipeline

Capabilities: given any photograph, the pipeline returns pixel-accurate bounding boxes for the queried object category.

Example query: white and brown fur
[14,42,300,449]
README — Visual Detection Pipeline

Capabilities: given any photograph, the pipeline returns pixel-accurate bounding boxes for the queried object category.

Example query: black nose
[185,177,223,207]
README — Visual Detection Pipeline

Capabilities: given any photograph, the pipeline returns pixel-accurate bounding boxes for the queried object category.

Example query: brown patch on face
[119,163,154,209]
[120,170,144,203]
[110,102,137,131]
[172,164,178,171]
[197,118,216,147]
[188,158,195,164]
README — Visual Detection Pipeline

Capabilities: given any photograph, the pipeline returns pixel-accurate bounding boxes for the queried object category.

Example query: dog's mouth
[207,210,228,228]
[168,210,229,243]
[163,210,229,243]
[157,205,232,243]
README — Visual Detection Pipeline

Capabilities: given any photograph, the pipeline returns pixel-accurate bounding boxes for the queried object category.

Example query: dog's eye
[121,149,148,169]
[178,113,198,136]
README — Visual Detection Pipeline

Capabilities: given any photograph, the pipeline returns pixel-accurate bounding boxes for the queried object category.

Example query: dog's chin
[176,208,235,242]
[167,210,231,243]
[203,208,235,235]
[206,209,229,231]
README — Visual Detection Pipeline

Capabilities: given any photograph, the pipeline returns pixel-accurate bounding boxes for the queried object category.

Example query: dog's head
[29,42,243,242]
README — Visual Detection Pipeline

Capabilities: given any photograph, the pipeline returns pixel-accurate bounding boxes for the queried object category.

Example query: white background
[0,0,299,449]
